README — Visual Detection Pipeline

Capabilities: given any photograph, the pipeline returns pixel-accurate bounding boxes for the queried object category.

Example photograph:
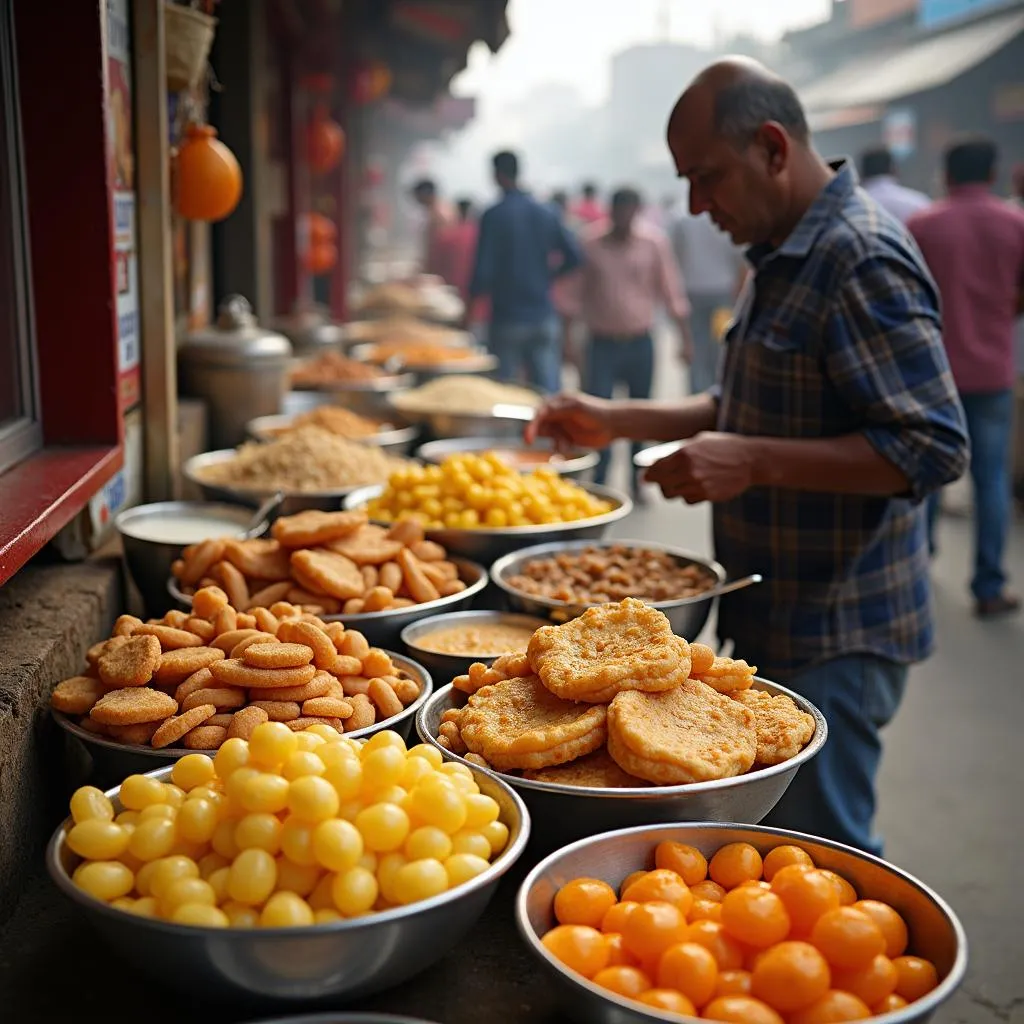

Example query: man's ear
[757,122,790,176]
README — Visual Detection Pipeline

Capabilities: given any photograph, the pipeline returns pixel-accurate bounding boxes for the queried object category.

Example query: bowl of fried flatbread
[415,598,826,850]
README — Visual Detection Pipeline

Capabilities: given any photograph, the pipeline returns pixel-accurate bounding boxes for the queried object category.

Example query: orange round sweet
[788,989,872,1023]
[691,898,722,922]
[619,870,647,897]
[591,965,651,998]
[763,844,815,881]
[691,879,727,903]
[709,842,763,890]
[715,969,753,997]
[656,941,719,1008]
[622,868,693,915]
[636,988,697,1014]
[604,932,639,967]
[873,993,908,1013]
[833,953,898,1007]
[852,900,909,959]
[702,994,785,1023]
[621,900,690,963]
[554,877,618,928]
[772,868,842,935]
[892,955,939,1001]
[542,924,609,979]
[750,940,831,1013]
[601,900,638,935]
[654,841,708,886]
[684,919,746,971]
[819,869,858,906]
[721,886,791,948]
[811,907,886,970]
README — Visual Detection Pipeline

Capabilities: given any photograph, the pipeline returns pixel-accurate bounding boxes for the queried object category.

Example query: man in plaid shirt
[528,59,968,854]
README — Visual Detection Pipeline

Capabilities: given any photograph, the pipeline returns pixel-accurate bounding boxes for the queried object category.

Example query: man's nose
[688,186,708,216]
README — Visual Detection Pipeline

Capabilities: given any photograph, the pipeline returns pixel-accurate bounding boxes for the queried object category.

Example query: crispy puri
[730,688,815,765]
[522,748,649,789]
[691,654,757,693]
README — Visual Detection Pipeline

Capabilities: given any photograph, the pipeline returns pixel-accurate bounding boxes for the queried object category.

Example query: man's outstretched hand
[644,432,757,503]
[524,392,617,451]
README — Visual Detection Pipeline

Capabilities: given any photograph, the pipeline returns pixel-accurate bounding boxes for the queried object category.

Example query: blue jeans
[585,332,655,486]
[688,293,730,395]
[761,654,908,856]
[487,318,562,393]
[927,389,1013,600]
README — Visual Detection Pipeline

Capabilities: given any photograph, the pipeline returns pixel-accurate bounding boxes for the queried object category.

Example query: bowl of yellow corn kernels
[46,724,529,1002]
[343,452,633,564]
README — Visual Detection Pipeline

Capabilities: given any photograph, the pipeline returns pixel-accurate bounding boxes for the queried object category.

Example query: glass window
[0,3,40,475]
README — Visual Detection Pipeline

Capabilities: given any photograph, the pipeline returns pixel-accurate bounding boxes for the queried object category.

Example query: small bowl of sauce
[115,501,267,616]
[401,610,550,683]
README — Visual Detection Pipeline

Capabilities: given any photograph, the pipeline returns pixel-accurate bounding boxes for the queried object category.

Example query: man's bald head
[669,57,809,150]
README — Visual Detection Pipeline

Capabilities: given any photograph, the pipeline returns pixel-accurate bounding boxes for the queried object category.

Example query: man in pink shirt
[572,182,606,228]
[576,186,691,490]
[908,138,1024,618]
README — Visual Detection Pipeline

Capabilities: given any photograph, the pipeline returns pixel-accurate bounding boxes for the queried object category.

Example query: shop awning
[800,7,1024,127]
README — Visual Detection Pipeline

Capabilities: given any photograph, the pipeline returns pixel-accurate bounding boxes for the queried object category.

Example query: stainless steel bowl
[417,679,827,851]
[348,342,498,383]
[490,539,726,640]
[247,414,418,456]
[247,1016,441,1024]
[53,652,433,783]
[517,823,968,1024]
[116,501,268,616]
[344,483,634,565]
[286,375,417,419]
[416,437,598,480]
[401,610,550,684]
[168,559,490,650]
[386,397,537,442]
[183,450,405,516]
[47,764,530,1003]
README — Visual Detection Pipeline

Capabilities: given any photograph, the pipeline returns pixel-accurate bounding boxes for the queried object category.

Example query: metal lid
[272,306,345,351]
[180,295,293,366]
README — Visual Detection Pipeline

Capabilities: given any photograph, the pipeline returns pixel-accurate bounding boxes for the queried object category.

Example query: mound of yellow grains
[365,452,614,530]
[64,724,508,927]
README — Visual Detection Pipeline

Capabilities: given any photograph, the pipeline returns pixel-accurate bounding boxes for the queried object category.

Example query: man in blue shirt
[528,59,969,855]
[468,151,583,392]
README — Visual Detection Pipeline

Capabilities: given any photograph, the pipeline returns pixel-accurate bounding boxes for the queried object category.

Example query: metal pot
[272,305,345,358]
[178,295,292,449]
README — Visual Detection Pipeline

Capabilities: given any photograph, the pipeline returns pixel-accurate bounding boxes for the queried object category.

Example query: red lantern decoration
[304,212,337,246]
[175,123,243,222]
[303,241,338,275]
[307,103,345,174]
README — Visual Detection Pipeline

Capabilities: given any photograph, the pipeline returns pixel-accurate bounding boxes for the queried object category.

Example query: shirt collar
[747,159,854,268]
[948,183,991,200]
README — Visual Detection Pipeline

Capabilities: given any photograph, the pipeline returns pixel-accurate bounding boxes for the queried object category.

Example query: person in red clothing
[410,178,454,278]
[572,182,606,227]
[908,138,1024,618]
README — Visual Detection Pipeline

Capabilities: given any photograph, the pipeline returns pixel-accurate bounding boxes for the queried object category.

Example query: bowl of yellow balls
[343,452,633,565]
[46,724,530,1003]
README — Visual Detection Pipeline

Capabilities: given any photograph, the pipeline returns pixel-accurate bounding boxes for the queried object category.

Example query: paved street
[598,329,1024,1023]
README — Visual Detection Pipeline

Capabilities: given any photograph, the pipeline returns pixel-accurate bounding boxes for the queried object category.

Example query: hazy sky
[453,0,832,108]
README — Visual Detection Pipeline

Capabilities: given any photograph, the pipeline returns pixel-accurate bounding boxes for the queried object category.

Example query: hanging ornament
[307,103,345,174]
[303,241,338,275]
[303,212,337,246]
[174,123,243,222]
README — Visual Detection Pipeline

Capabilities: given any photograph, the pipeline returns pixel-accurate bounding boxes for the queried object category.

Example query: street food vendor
[526,58,969,855]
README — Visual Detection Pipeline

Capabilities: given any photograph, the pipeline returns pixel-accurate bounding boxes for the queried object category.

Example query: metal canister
[272,305,344,357]
[178,295,293,449]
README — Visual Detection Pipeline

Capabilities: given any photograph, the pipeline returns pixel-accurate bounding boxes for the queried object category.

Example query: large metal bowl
[248,1017,440,1024]
[343,483,634,565]
[401,610,550,684]
[53,651,434,785]
[349,341,498,383]
[168,558,490,650]
[416,437,598,480]
[47,764,530,1004]
[386,396,538,442]
[286,375,417,420]
[247,414,418,456]
[416,678,827,851]
[183,450,406,516]
[490,539,726,640]
[115,501,268,617]
[517,823,968,1024]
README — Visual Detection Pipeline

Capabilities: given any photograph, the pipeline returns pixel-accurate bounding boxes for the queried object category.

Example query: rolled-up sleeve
[825,255,969,501]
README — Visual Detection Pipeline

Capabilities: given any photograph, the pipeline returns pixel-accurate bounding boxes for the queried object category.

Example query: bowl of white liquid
[115,501,267,615]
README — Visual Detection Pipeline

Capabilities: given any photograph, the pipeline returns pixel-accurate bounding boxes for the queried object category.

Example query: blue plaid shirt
[712,162,968,680]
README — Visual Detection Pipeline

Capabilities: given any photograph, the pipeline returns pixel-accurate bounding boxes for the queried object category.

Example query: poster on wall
[107,0,141,412]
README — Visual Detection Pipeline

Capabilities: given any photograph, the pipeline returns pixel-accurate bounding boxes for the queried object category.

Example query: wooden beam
[132,0,179,501]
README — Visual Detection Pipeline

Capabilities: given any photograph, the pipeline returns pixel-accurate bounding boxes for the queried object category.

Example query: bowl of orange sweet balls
[517,823,966,1024]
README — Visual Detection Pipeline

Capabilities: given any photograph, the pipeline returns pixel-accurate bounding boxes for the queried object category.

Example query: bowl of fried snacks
[167,510,489,649]
[183,427,414,515]
[517,822,967,1024]
[47,754,529,1002]
[50,584,434,782]
[247,407,418,457]
[491,540,727,639]
[415,599,826,850]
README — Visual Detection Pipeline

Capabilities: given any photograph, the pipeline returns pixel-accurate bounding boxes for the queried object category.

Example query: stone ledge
[0,553,124,923]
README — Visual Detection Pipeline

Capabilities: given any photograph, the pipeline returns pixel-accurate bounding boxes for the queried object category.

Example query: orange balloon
[307,112,344,174]
[175,124,243,222]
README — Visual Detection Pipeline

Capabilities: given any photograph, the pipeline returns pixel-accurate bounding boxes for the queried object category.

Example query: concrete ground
[597,329,1024,1023]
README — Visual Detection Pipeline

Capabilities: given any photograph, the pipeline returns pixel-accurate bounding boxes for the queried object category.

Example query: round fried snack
[689,642,717,676]
[607,680,757,785]
[227,705,269,740]
[522,749,649,789]
[691,654,757,693]
[132,624,206,651]
[527,598,690,702]
[183,724,228,749]
[153,646,225,685]
[90,687,178,726]
[209,659,317,690]
[151,704,217,748]
[458,675,608,772]
[51,676,105,715]
[290,549,365,601]
[241,642,314,670]
[325,524,404,566]
[730,688,815,766]
[248,700,300,722]
[106,721,161,745]
[271,509,368,549]
[98,635,163,689]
